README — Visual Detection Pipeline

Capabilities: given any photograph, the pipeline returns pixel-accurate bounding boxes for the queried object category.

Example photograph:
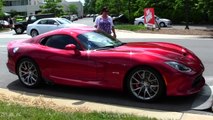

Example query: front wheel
[159,22,166,27]
[138,22,144,25]
[126,67,165,101]
[17,58,42,88]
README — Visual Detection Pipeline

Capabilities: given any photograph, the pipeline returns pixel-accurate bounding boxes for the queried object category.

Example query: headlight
[165,61,192,72]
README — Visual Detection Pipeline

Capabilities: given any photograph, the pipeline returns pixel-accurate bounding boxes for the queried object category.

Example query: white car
[27,18,86,37]
[0,20,10,28]
[134,15,172,27]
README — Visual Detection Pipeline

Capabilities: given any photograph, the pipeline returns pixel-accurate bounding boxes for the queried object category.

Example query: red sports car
[7,27,205,101]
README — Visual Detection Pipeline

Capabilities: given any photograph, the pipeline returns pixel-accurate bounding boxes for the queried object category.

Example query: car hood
[110,42,201,63]
[160,18,170,22]
[135,17,143,20]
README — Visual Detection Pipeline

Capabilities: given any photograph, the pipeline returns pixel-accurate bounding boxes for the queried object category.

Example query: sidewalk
[116,29,212,40]
[0,88,213,120]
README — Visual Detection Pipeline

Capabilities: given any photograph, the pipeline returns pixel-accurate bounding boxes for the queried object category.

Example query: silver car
[27,18,86,37]
[134,15,172,27]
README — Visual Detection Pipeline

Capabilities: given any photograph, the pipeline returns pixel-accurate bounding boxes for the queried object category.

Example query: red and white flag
[144,8,155,27]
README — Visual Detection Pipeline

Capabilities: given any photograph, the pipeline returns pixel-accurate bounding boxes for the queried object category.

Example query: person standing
[8,17,14,30]
[94,7,116,38]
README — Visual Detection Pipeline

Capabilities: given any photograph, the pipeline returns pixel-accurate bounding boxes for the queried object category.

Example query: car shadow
[13,33,27,35]
[7,79,212,113]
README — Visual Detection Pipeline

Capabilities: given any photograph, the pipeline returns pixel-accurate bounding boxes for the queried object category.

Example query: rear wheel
[17,58,42,88]
[31,30,39,37]
[126,67,165,101]
[15,26,24,34]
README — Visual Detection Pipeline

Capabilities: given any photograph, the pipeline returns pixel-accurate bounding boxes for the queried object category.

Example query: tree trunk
[185,0,189,29]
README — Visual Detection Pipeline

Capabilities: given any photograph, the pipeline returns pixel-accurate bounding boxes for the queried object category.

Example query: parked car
[7,27,205,102]
[93,14,99,22]
[61,15,73,22]
[0,20,10,28]
[14,15,26,23]
[134,15,172,27]
[86,14,91,17]
[14,13,55,34]
[113,14,129,24]
[72,14,78,21]
[27,18,86,37]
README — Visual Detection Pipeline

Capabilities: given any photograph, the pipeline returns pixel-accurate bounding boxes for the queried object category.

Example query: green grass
[0,100,157,120]
[115,24,146,31]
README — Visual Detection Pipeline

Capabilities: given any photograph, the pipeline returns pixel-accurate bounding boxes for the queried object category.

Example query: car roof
[37,26,96,38]
[38,17,63,21]
[62,26,96,34]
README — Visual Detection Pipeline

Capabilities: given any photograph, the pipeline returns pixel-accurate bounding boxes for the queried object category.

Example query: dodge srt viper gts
[7,27,205,101]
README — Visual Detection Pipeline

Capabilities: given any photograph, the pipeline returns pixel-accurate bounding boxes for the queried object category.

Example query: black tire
[17,58,42,88]
[15,26,24,34]
[31,29,39,37]
[125,67,165,101]
[138,22,144,25]
[159,22,166,27]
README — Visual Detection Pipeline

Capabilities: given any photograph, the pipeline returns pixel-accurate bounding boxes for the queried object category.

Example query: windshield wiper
[114,43,126,47]
[95,45,115,50]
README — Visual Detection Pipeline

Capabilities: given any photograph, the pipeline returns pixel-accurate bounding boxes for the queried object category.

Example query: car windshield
[56,18,72,24]
[77,31,124,50]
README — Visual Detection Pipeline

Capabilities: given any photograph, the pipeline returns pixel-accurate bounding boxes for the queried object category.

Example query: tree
[40,0,64,17]
[84,0,213,24]
[196,0,213,23]
[184,0,190,29]
[67,4,77,15]
[84,0,96,14]
[0,0,4,18]
[10,10,18,17]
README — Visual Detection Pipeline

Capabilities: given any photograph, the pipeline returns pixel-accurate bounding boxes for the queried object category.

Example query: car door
[40,34,97,84]
[46,19,60,32]
[36,19,49,34]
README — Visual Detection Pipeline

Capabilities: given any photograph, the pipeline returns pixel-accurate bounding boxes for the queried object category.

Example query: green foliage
[0,100,156,120]
[9,10,19,17]
[84,0,213,24]
[40,0,64,17]
[0,0,4,18]
[115,24,146,31]
[67,4,77,14]
[84,0,96,14]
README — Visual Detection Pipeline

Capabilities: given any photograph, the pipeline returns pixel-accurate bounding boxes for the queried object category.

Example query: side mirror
[65,44,76,50]
[54,22,59,26]
[65,44,80,55]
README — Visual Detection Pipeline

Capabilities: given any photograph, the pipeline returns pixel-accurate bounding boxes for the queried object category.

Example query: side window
[43,35,81,50]
[38,20,48,24]
[31,16,37,22]
[48,20,57,25]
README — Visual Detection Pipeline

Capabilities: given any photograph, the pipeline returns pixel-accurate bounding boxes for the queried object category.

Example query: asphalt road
[0,18,213,115]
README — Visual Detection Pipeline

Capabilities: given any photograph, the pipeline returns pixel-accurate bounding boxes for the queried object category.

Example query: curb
[0,88,213,120]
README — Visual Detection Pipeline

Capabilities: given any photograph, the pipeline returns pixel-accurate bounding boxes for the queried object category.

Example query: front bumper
[166,72,205,96]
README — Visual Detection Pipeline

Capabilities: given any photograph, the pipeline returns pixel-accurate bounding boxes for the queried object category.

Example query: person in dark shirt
[8,17,14,30]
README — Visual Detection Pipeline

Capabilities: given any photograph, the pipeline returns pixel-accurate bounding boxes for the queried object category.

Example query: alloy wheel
[15,27,23,34]
[126,67,165,101]
[18,59,40,87]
